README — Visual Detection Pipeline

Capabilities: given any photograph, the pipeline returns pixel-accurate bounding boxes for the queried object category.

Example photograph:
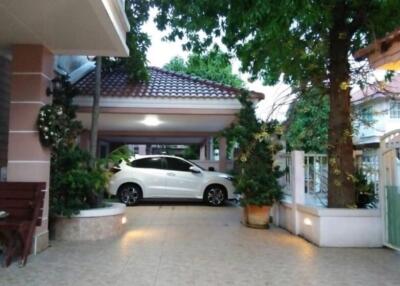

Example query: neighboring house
[352,74,400,184]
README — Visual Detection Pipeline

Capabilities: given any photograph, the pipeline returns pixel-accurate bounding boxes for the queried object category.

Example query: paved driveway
[1,202,400,286]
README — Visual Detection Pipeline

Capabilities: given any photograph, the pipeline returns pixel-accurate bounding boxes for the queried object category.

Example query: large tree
[152,0,399,207]
[164,47,244,88]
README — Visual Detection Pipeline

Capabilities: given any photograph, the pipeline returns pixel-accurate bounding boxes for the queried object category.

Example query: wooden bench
[0,182,46,267]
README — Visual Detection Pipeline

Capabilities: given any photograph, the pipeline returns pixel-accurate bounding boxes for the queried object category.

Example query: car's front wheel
[118,183,141,206]
[204,185,226,206]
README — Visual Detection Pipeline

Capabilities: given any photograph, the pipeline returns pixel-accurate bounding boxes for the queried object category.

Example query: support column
[209,137,214,161]
[199,144,206,161]
[290,150,305,235]
[218,137,227,172]
[138,145,146,155]
[79,130,90,151]
[7,44,53,253]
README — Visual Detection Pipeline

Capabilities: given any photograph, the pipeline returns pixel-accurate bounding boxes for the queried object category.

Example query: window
[361,106,373,123]
[131,157,164,169]
[390,101,400,118]
[165,157,192,172]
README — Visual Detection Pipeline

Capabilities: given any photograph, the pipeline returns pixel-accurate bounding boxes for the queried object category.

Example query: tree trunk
[327,2,356,207]
[90,56,102,164]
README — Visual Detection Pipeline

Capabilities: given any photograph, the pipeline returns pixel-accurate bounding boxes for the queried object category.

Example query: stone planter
[243,205,271,228]
[54,203,126,241]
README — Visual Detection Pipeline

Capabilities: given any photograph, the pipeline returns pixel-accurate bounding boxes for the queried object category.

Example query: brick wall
[0,56,11,168]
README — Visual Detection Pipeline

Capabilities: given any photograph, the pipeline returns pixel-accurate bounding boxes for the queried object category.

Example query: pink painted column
[7,44,53,253]
[218,137,227,172]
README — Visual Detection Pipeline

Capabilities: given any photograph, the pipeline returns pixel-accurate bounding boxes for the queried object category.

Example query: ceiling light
[142,115,162,127]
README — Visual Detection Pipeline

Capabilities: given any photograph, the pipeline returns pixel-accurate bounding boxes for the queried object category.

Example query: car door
[130,157,167,197]
[164,157,203,198]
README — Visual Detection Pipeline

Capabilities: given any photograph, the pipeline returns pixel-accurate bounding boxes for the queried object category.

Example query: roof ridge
[149,66,264,99]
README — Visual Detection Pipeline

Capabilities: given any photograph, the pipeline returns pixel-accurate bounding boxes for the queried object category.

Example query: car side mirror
[208,167,215,171]
[189,166,202,173]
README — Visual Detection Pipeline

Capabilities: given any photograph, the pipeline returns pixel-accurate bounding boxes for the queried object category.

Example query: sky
[141,9,292,122]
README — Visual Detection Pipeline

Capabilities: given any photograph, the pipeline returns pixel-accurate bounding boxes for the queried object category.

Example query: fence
[274,150,383,247]
[276,151,380,207]
[304,154,328,207]
[275,152,292,200]
[275,152,328,206]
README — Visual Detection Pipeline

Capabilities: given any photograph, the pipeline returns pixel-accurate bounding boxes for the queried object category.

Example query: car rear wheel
[204,185,226,206]
[118,184,141,206]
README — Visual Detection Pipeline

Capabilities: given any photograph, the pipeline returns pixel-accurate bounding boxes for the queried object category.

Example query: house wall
[0,55,11,179]
[354,98,400,145]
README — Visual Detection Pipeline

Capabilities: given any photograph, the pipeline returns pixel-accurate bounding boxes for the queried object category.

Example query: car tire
[117,183,142,206]
[204,185,226,206]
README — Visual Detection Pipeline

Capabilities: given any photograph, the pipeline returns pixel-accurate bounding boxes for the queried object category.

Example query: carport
[74,67,264,171]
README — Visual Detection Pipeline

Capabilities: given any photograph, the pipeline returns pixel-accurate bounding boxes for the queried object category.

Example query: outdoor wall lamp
[46,77,63,97]
[303,217,313,226]
[121,216,127,225]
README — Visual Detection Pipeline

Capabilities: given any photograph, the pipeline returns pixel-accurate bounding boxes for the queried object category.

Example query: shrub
[354,170,377,208]
[225,91,284,206]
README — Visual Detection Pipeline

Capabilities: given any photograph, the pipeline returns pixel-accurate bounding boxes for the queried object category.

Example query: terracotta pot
[244,205,271,228]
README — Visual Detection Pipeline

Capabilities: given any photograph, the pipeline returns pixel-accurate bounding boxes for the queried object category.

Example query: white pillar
[199,144,206,161]
[209,137,214,161]
[138,145,146,155]
[290,150,305,235]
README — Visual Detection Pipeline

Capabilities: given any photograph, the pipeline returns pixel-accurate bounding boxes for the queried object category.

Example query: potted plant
[225,91,284,228]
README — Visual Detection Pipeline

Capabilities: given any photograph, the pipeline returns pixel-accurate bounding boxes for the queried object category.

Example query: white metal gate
[380,130,400,251]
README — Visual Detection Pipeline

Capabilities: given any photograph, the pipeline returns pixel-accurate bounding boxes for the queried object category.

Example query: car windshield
[187,160,205,170]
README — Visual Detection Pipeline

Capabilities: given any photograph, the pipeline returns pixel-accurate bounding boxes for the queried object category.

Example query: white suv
[108,155,235,206]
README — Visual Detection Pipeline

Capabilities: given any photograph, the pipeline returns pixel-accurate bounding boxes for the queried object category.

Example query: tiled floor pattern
[1,202,400,286]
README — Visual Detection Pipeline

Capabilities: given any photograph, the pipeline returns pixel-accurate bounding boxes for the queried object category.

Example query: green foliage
[37,76,82,149]
[181,145,200,160]
[224,91,284,206]
[50,145,134,217]
[164,47,244,88]
[354,170,377,209]
[286,89,329,153]
[98,145,135,169]
[103,0,150,82]
[164,57,186,73]
[153,1,398,86]
[50,147,109,217]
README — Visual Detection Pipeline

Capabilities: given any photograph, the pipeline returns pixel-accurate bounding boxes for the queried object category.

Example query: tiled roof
[351,74,400,104]
[74,66,264,100]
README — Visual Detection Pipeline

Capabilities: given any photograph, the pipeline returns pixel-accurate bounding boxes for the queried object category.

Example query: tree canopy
[285,90,329,153]
[103,0,150,82]
[164,48,244,88]
[151,0,399,207]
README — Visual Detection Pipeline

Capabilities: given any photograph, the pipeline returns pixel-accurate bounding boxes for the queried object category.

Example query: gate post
[290,150,305,235]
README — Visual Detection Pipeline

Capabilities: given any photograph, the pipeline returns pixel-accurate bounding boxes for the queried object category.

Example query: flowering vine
[36,76,82,149]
